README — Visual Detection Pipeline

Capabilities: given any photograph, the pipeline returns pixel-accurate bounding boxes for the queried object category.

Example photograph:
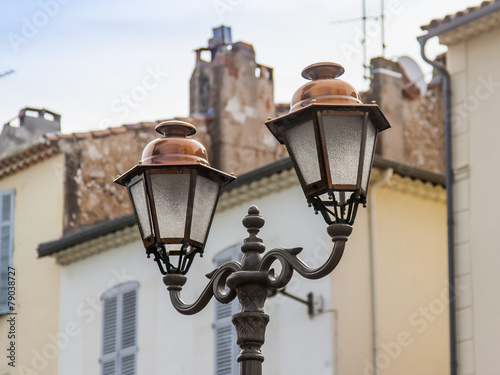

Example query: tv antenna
[330,0,386,79]
[0,69,15,80]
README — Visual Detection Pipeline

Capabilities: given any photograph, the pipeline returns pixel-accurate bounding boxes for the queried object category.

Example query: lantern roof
[114,120,235,187]
[265,103,391,145]
[290,62,362,112]
[141,120,210,166]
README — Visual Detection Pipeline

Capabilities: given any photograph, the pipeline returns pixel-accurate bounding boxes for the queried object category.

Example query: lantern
[266,63,390,224]
[114,121,235,274]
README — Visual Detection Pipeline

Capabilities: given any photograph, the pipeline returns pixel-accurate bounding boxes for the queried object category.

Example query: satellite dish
[398,56,427,99]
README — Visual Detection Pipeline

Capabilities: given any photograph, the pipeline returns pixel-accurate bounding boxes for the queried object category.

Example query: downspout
[368,168,393,375]
[417,34,457,375]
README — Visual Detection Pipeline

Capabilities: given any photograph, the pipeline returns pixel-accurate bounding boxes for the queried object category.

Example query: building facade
[0,109,64,375]
[0,23,455,375]
[38,156,448,375]
[421,2,500,374]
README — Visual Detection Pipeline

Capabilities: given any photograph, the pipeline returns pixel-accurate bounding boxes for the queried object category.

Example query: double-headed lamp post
[114,62,390,375]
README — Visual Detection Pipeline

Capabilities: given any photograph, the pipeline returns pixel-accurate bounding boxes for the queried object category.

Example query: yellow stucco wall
[330,206,374,375]
[331,173,448,375]
[374,185,448,375]
[0,153,64,375]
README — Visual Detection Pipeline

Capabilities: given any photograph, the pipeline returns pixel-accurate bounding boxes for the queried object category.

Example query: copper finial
[141,120,209,166]
[290,62,362,112]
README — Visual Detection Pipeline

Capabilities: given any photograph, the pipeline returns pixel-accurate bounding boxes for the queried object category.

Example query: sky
[0,0,485,134]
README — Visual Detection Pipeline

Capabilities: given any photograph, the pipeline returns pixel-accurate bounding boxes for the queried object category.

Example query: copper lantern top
[141,120,209,166]
[290,62,362,112]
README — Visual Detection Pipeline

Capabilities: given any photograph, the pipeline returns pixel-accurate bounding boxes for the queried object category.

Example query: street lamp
[114,62,390,375]
[114,120,236,274]
[266,62,390,225]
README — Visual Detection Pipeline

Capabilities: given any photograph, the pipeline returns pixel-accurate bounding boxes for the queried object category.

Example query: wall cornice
[216,168,298,212]
[53,225,137,265]
[371,168,446,202]
[0,138,59,179]
[439,11,500,45]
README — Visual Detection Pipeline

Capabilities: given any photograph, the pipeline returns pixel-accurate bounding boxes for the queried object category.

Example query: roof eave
[419,1,500,41]
[37,155,446,261]
[37,214,136,258]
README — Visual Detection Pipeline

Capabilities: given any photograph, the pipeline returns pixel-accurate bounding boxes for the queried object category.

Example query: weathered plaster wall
[190,36,286,175]
[58,126,150,234]
[402,83,445,173]
[367,57,445,174]
[59,118,211,234]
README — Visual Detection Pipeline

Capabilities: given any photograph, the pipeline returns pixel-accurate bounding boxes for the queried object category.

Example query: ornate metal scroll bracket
[163,205,352,375]
[163,260,242,315]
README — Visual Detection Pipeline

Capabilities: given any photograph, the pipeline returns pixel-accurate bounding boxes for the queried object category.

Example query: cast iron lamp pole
[164,205,352,375]
[114,62,390,375]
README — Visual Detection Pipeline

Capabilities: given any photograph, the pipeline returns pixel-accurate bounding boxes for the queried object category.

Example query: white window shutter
[120,289,137,375]
[101,360,117,375]
[0,190,14,314]
[101,282,138,375]
[122,290,137,349]
[214,245,241,375]
[121,354,136,375]
[102,296,118,356]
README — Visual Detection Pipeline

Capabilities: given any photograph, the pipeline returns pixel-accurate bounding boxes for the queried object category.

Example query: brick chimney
[369,57,405,162]
[189,26,280,174]
[0,108,61,153]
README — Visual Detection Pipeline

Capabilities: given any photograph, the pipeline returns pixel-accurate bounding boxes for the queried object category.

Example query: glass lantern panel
[190,175,220,244]
[164,244,179,252]
[128,176,152,239]
[323,115,363,187]
[334,191,350,206]
[319,192,331,203]
[320,191,350,205]
[285,120,322,185]
[150,173,191,240]
[361,118,377,193]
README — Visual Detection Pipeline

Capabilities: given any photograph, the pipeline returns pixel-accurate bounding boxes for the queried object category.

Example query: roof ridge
[421,0,500,31]
[46,121,160,141]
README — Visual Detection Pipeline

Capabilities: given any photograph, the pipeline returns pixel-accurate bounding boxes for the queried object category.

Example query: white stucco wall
[445,24,500,375]
[208,185,335,375]
[57,168,447,375]
[57,183,336,375]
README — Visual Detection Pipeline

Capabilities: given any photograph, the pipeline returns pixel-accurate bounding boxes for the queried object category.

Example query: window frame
[100,281,139,375]
[213,244,241,375]
[0,189,15,315]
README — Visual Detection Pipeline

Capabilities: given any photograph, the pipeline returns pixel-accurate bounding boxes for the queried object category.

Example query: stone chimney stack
[369,57,405,162]
[189,26,281,174]
[0,108,61,153]
[366,56,445,173]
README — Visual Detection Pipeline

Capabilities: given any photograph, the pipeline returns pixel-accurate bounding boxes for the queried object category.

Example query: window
[0,190,14,314]
[214,245,241,375]
[100,282,139,375]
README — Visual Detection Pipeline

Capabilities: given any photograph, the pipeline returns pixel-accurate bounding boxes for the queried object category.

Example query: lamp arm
[163,261,241,315]
[258,223,352,286]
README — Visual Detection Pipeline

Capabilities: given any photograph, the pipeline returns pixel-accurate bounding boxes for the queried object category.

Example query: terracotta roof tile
[54,133,74,139]
[0,119,173,179]
[89,129,112,138]
[0,119,170,180]
[73,132,92,139]
[421,0,500,31]
[42,120,161,142]
[109,127,128,134]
